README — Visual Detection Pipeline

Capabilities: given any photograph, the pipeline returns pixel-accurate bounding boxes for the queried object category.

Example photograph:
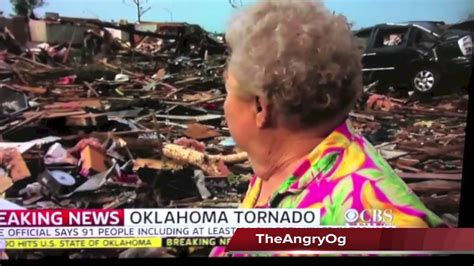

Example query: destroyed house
[28,14,104,45]
[135,22,225,57]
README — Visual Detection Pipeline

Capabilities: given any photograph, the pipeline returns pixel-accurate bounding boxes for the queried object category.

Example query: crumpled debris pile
[0,17,468,258]
[351,92,468,228]
[0,19,238,258]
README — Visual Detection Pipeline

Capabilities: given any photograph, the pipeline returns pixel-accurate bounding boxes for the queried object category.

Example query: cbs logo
[344,208,394,224]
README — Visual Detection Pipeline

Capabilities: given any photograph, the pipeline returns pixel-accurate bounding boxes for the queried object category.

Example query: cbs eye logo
[344,208,394,224]
[344,209,360,223]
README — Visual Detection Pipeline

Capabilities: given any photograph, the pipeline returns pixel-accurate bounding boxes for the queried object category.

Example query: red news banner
[226,228,474,253]
[2,209,474,253]
[0,210,124,226]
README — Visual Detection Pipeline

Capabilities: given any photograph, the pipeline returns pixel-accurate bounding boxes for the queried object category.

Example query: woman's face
[223,71,257,151]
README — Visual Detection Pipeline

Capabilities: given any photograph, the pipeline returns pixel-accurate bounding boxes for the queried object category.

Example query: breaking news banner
[0,209,320,249]
[225,228,474,255]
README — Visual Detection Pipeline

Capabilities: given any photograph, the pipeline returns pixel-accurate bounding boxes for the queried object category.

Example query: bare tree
[123,0,152,23]
[161,7,173,22]
[228,0,243,9]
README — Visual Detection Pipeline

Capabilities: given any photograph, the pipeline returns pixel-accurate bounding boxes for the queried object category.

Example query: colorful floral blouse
[210,119,444,257]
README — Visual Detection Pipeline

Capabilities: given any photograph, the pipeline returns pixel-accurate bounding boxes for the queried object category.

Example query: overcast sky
[1,0,473,32]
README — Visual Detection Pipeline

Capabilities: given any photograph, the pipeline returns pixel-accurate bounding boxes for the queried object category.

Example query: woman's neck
[247,114,349,206]
[251,130,325,181]
[249,130,325,206]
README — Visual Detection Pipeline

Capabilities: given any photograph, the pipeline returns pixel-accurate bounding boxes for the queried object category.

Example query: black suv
[355,22,472,94]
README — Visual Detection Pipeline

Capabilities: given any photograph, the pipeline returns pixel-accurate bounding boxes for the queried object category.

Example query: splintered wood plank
[408,180,461,195]
[399,172,462,181]
[184,123,221,140]
[133,158,185,171]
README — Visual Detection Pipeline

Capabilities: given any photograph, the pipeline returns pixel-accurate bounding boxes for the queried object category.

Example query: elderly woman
[210,0,444,257]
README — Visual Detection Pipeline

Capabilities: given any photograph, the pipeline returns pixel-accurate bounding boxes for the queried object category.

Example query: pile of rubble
[0,16,468,258]
[351,92,467,227]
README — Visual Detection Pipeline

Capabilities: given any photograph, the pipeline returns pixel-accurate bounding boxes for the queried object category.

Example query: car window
[373,27,410,49]
[411,28,437,49]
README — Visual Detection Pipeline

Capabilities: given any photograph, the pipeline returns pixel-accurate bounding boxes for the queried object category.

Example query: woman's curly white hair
[226,0,362,127]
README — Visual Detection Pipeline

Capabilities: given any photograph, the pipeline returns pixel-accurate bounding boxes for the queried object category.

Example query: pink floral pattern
[210,119,444,257]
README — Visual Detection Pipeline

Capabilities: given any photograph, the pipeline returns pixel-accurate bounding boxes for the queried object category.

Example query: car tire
[410,67,441,95]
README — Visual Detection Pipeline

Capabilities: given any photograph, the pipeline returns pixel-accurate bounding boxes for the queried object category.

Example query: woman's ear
[255,96,272,129]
